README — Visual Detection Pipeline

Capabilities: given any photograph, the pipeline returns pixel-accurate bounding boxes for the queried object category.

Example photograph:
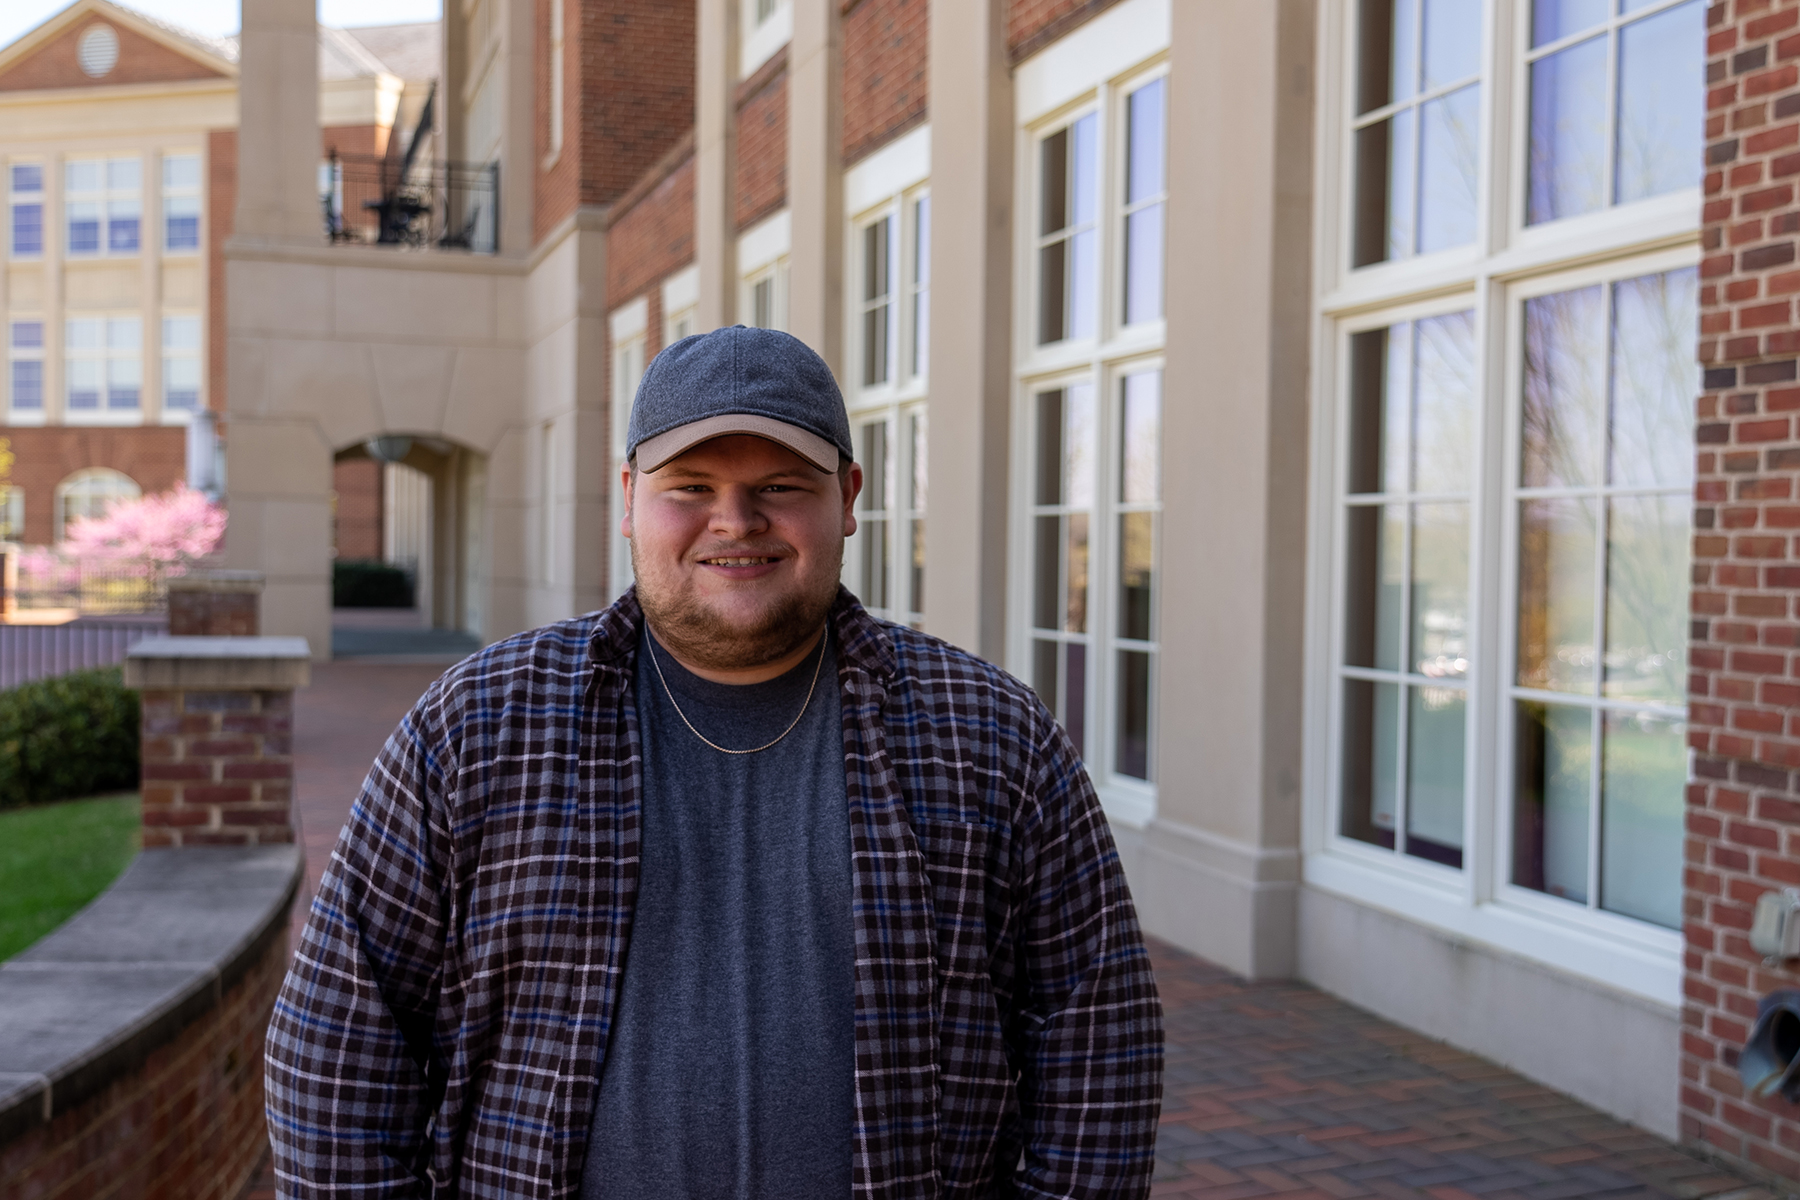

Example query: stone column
[922,0,1012,661]
[696,0,740,330]
[787,0,843,374]
[166,569,264,636]
[234,0,320,243]
[1139,0,1315,979]
[124,637,310,847]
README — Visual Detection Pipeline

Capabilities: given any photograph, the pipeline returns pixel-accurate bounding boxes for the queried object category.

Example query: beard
[631,537,841,672]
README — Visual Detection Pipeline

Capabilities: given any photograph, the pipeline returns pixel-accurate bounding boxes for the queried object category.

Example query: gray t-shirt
[581,626,854,1199]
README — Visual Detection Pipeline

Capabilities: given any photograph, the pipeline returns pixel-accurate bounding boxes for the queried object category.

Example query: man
[266,326,1164,1198]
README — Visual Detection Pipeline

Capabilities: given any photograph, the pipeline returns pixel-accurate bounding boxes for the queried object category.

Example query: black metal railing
[8,559,170,616]
[323,151,499,254]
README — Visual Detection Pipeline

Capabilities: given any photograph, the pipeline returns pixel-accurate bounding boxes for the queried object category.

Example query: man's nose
[707,486,768,538]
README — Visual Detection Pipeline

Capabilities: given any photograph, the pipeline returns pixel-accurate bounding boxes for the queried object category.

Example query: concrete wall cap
[165,570,267,594]
[123,636,312,690]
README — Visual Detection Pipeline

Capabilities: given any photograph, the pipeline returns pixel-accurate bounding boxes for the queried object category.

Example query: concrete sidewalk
[241,658,1773,1200]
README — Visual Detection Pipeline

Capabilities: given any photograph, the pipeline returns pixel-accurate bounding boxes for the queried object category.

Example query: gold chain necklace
[645,629,828,755]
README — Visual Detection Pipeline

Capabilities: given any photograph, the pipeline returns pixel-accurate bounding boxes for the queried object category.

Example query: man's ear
[842,462,862,538]
[619,461,634,538]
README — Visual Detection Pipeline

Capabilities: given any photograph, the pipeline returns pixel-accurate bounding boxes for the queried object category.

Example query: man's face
[623,434,861,672]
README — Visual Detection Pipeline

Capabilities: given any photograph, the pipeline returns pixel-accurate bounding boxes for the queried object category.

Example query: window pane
[66,161,101,194]
[1123,203,1164,325]
[1034,515,1062,630]
[1064,642,1087,756]
[108,200,140,252]
[860,422,888,511]
[1616,1,1704,205]
[108,318,139,350]
[165,194,200,251]
[1610,268,1698,488]
[753,277,773,328]
[1406,685,1465,867]
[1513,700,1592,902]
[1070,114,1096,228]
[863,303,890,387]
[1119,512,1155,641]
[1532,0,1608,47]
[1127,79,1166,204]
[11,203,42,255]
[1347,326,1409,495]
[1518,498,1599,692]
[909,519,925,615]
[912,196,929,376]
[864,217,890,302]
[1038,241,1068,344]
[1417,83,1479,254]
[1600,710,1684,928]
[1121,370,1161,505]
[1063,382,1095,508]
[1358,0,1419,114]
[11,320,43,349]
[68,202,100,254]
[908,410,927,513]
[1064,513,1089,633]
[862,517,889,609]
[162,153,200,190]
[1421,0,1481,88]
[68,358,101,408]
[1345,504,1405,671]
[1528,35,1608,224]
[163,316,200,348]
[1040,128,1069,235]
[165,356,201,410]
[1413,310,1477,494]
[1342,678,1401,848]
[11,360,43,408]
[1353,107,1417,266]
[67,318,102,349]
[1412,503,1469,679]
[107,158,140,192]
[1036,390,1064,505]
[11,164,43,193]
[1069,228,1096,340]
[1033,638,1060,715]
[1604,495,1689,705]
[1523,284,1605,487]
[1116,649,1152,780]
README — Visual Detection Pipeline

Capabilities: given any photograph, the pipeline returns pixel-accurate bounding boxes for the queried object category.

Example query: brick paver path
[236,656,1779,1200]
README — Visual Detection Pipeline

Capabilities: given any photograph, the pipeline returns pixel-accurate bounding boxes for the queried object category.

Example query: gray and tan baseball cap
[627,325,853,474]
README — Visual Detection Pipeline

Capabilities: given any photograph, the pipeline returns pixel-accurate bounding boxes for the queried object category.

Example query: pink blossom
[59,485,227,572]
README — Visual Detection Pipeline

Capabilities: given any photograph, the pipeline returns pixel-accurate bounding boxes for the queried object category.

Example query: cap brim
[635,414,840,474]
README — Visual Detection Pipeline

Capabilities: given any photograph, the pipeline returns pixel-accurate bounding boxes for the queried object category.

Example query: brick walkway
[235,656,1779,1200]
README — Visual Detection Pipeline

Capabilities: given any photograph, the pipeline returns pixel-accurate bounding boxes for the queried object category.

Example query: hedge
[333,559,415,608]
[0,668,140,811]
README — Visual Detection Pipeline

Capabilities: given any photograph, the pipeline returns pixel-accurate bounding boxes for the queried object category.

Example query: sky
[0,0,442,50]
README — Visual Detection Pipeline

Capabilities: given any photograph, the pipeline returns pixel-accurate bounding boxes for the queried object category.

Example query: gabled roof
[343,22,441,86]
[0,0,239,84]
[318,23,395,83]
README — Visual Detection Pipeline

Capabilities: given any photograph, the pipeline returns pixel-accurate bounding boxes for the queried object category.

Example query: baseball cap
[627,325,854,474]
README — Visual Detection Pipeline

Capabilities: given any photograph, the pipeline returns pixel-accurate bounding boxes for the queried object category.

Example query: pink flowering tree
[17,487,226,607]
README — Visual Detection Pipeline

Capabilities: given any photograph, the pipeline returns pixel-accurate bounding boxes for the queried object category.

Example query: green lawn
[0,794,140,962]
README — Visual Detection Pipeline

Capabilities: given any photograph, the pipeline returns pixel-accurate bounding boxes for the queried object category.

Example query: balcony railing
[322,151,499,254]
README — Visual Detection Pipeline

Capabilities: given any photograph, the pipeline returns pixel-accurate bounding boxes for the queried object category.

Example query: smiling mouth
[699,556,779,566]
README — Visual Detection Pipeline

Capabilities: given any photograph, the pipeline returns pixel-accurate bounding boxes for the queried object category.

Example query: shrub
[333,559,415,608]
[0,669,140,811]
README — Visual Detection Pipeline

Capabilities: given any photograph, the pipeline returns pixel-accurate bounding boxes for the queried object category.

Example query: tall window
[66,316,140,416]
[55,468,140,540]
[0,486,21,541]
[1020,65,1167,811]
[744,260,788,331]
[610,332,646,598]
[853,411,926,627]
[1315,0,1702,963]
[163,315,201,415]
[66,157,140,256]
[910,195,930,376]
[665,307,696,345]
[10,163,43,258]
[162,153,201,252]
[1526,0,1704,224]
[1353,0,1482,267]
[9,320,44,417]
[1510,266,1695,929]
[860,214,896,387]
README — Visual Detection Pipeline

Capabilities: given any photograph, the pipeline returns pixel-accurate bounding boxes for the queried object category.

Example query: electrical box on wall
[1751,889,1800,962]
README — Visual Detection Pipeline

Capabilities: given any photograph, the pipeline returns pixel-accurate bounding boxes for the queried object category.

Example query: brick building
[213,0,1800,1185]
[0,0,435,549]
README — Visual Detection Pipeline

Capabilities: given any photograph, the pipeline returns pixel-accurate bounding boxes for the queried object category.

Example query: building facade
[0,0,436,550]
[215,0,1800,1185]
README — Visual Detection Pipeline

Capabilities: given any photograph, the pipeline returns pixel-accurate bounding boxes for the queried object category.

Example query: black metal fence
[323,152,499,254]
[9,560,168,615]
[0,619,163,689]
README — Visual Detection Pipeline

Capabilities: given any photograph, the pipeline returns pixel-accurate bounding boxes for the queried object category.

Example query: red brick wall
[1007,0,1127,63]
[736,64,787,231]
[322,122,389,162]
[842,0,927,167]
[607,145,695,308]
[0,426,184,546]
[534,0,696,245]
[208,128,236,419]
[0,924,283,1200]
[333,458,384,560]
[1684,0,1800,1185]
[0,16,227,92]
[140,687,295,848]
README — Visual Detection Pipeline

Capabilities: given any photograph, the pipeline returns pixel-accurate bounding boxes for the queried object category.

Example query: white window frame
[663,263,700,345]
[9,160,45,260]
[65,156,142,259]
[54,467,140,542]
[63,313,143,427]
[160,312,203,425]
[8,318,46,426]
[848,404,928,628]
[1302,0,1702,1008]
[741,0,792,79]
[1010,43,1171,828]
[161,150,202,255]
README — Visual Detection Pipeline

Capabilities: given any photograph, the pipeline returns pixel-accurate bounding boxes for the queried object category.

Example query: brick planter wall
[1683,0,1800,1184]
[139,688,295,847]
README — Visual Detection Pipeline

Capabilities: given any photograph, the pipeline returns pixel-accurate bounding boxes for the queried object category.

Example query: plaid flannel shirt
[266,587,1163,1198]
